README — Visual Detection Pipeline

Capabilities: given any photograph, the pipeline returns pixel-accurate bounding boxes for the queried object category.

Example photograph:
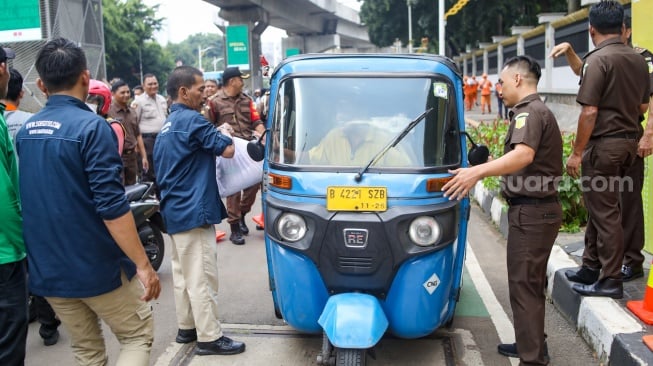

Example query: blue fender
[318,293,389,349]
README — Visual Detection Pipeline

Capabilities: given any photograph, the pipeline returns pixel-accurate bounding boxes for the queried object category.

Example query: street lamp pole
[407,0,416,53]
[439,0,445,55]
[198,46,215,71]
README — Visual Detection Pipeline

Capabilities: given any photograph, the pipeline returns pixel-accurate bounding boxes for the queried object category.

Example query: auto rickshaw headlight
[409,216,441,246]
[277,213,307,242]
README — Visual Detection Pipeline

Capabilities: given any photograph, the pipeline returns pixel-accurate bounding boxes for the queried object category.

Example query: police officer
[564,1,650,298]
[443,55,562,365]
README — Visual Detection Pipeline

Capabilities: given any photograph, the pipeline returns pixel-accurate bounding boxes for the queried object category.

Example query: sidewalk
[471,182,653,365]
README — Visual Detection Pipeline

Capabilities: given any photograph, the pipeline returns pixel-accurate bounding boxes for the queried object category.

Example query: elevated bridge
[202,0,374,88]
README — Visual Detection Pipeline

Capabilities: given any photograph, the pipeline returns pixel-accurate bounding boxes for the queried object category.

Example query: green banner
[0,0,42,42]
[226,25,250,70]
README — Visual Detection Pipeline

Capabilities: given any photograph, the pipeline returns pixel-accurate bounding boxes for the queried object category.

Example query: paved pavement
[473,180,653,366]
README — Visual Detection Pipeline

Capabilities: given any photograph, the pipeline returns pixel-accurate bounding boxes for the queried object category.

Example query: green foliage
[103,0,172,88]
[103,0,225,92]
[359,0,567,55]
[468,118,509,192]
[468,118,587,233]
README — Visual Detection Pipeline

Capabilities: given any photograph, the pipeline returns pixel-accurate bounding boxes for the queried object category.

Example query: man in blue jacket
[154,66,244,356]
[16,38,160,366]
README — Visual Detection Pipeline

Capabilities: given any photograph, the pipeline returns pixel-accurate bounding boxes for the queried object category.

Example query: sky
[143,0,362,45]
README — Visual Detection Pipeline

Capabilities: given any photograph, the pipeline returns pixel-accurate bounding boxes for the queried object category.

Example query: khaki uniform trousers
[226,183,260,225]
[46,271,154,366]
[507,201,562,366]
[580,138,638,280]
[169,225,223,342]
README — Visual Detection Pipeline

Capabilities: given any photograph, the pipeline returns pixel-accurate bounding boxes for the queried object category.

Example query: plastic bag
[215,136,264,198]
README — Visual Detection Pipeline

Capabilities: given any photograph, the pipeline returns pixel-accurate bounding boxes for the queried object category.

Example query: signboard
[0,0,42,43]
[226,25,250,70]
[285,48,301,57]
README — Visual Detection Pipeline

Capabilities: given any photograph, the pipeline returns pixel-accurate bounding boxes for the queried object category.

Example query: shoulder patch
[514,112,529,129]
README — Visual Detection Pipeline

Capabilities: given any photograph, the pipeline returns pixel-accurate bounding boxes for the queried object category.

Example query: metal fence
[5,0,105,113]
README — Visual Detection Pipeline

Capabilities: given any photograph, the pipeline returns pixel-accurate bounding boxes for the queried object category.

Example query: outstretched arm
[550,42,583,76]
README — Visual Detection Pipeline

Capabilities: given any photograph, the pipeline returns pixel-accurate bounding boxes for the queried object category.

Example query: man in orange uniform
[480,73,493,114]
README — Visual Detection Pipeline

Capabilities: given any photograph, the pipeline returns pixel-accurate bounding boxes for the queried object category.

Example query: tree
[359,0,567,56]
[166,33,225,71]
[103,0,172,87]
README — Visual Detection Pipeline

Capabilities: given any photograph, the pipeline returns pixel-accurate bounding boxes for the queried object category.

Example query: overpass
[202,0,375,89]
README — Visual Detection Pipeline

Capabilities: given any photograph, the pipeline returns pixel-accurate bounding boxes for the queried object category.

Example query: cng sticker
[423,273,440,295]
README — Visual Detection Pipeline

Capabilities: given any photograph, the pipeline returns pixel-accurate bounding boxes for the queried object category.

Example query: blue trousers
[0,258,28,366]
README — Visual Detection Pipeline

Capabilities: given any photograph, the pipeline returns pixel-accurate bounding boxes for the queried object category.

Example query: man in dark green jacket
[0,45,27,365]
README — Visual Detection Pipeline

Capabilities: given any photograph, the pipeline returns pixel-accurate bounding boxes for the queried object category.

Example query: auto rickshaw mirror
[468,145,489,166]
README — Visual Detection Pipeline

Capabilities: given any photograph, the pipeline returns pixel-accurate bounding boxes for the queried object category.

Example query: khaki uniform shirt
[502,94,563,199]
[577,37,650,138]
[108,101,140,152]
[134,93,168,134]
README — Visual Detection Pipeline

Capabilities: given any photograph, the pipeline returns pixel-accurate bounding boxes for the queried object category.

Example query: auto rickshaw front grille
[338,256,373,269]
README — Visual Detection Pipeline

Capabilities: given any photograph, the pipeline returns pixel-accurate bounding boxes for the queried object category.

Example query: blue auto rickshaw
[252,53,481,365]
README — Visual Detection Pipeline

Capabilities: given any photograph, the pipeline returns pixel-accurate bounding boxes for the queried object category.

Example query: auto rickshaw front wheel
[335,348,366,366]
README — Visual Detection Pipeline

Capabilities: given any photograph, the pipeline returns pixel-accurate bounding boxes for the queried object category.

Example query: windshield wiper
[354,108,434,182]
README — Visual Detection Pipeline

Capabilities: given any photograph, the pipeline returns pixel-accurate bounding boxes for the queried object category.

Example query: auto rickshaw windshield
[268,76,461,169]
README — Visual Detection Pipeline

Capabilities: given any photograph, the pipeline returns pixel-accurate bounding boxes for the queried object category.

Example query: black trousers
[0,259,28,366]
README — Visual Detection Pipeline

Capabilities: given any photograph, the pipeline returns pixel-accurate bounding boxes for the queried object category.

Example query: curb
[471,182,653,365]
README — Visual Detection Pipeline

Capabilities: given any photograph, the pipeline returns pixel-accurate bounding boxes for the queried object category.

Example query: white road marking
[466,242,519,366]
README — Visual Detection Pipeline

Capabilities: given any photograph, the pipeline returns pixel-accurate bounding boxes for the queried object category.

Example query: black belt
[506,196,559,206]
[590,132,640,141]
[142,133,158,138]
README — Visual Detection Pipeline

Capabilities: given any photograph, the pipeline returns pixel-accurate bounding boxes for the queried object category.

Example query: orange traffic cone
[643,335,653,351]
[626,267,653,324]
[215,230,226,242]
[252,213,265,230]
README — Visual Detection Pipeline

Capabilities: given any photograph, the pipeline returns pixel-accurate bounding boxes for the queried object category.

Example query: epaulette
[635,47,651,56]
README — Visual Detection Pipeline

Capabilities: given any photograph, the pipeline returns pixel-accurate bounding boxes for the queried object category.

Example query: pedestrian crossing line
[465,242,519,366]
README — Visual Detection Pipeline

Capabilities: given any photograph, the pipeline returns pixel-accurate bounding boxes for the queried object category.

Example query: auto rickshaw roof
[269,53,462,82]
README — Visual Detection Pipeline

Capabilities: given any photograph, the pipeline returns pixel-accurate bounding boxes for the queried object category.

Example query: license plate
[326,186,387,212]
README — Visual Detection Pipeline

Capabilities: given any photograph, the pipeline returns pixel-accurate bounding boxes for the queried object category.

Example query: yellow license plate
[326,186,387,212]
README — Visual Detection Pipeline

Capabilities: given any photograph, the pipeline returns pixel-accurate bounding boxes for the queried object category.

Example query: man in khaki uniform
[134,73,167,189]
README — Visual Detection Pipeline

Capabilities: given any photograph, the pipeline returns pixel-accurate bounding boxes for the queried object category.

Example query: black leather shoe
[239,217,249,235]
[196,336,246,356]
[230,232,245,245]
[565,266,600,285]
[573,278,623,299]
[42,330,59,346]
[497,342,549,359]
[176,328,197,343]
[229,223,245,245]
[622,265,644,282]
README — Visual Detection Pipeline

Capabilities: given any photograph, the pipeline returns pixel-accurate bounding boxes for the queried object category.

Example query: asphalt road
[25,200,597,365]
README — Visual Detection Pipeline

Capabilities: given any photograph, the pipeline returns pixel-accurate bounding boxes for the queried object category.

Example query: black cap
[222,67,250,84]
[0,46,15,62]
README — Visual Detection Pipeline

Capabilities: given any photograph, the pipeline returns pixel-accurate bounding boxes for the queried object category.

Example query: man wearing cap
[207,67,265,245]
[0,45,28,365]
